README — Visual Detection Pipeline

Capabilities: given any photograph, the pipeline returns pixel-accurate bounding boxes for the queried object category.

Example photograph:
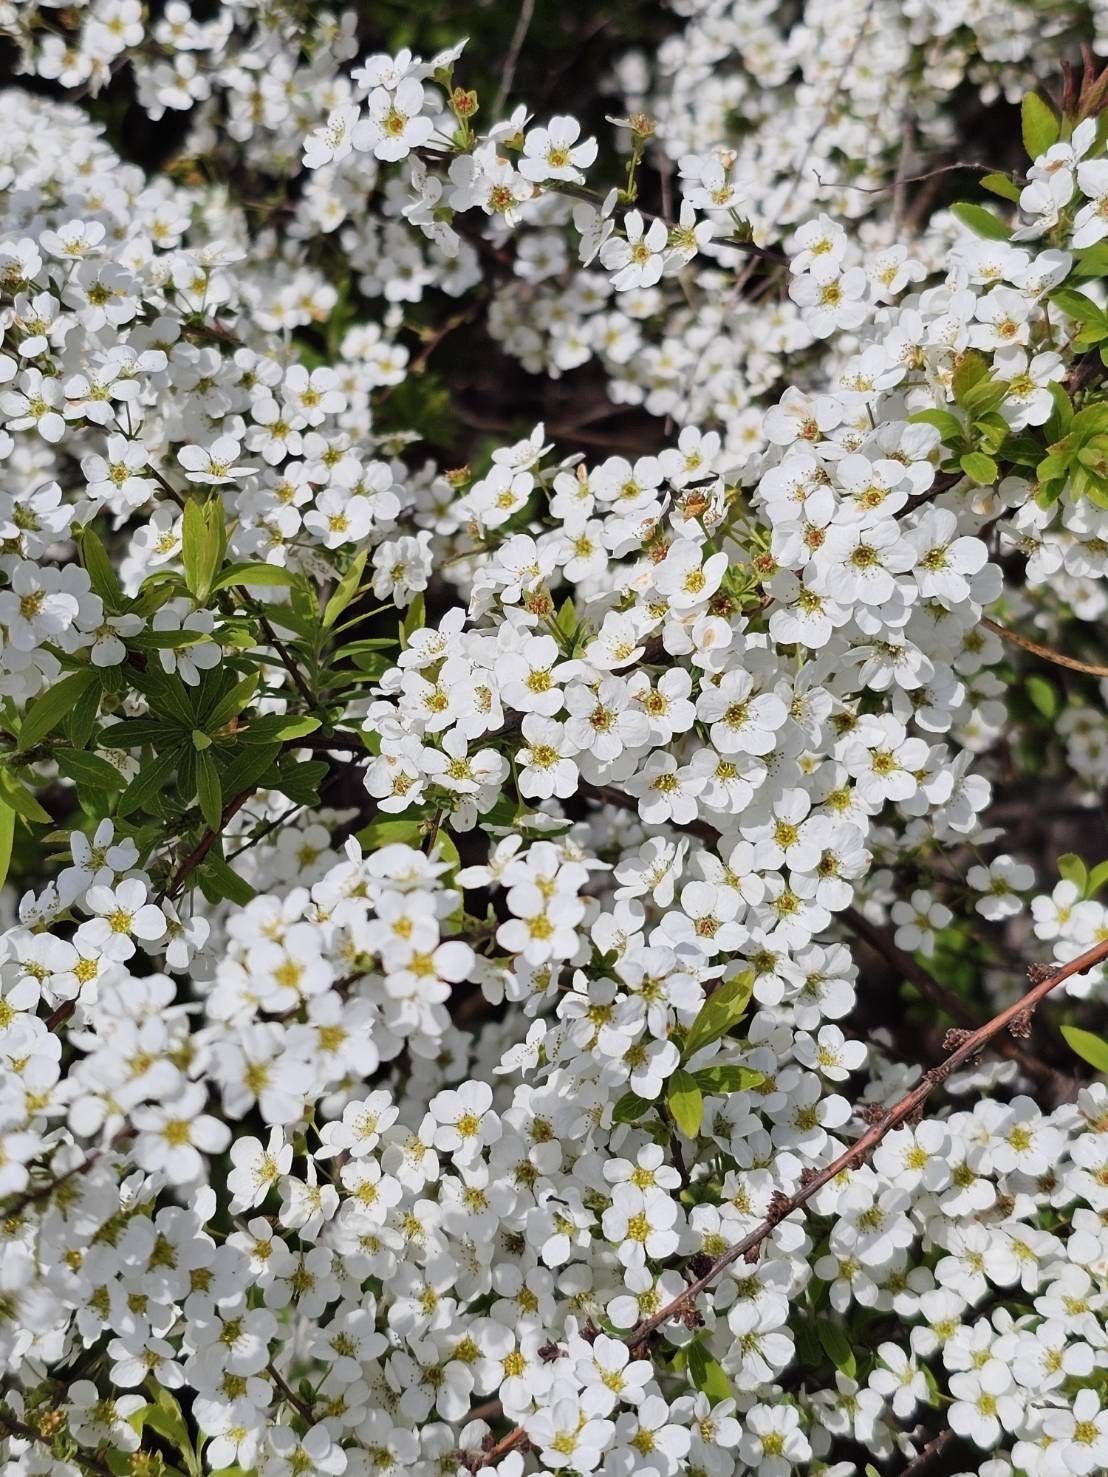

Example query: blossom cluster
[0,4,1107,1477]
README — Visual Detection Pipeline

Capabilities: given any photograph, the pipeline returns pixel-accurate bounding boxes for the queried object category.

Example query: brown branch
[266,1361,314,1423]
[163,787,254,899]
[981,614,1108,678]
[897,1429,956,1476]
[841,906,1066,1092]
[464,936,1108,1465]
[0,1405,113,1477]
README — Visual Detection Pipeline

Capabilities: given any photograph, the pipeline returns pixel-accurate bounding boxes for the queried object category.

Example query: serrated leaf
[195,750,223,831]
[667,1068,703,1138]
[950,201,1011,241]
[683,970,755,1061]
[217,741,282,799]
[1060,1024,1108,1074]
[323,549,369,629]
[18,669,99,750]
[1021,92,1060,161]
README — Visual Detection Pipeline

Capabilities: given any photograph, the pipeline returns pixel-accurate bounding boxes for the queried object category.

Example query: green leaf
[1025,674,1058,718]
[1057,852,1089,892]
[323,549,369,629]
[817,1319,857,1378]
[980,172,1021,203]
[960,450,998,485]
[197,850,257,906]
[687,1341,732,1402]
[56,749,127,793]
[556,596,578,641]
[217,741,282,799]
[355,816,426,850]
[952,351,990,405]
[0,770,51,823]
[683,970,755,1061]
[1060,1024,1108,1074]
[66,677,102,749]
[909,408,964,446]
[1051,287,1108,328]
[212,562,302,593]
[129,665,196,729]
[692,1064,764,1094]
[81,527,125,611]
[270,758,327,806]
[182,496,227,604]
[239,715,321,744]
[611,1090,652,1125]
[118,746,185,817]
[195,750,223,831]
[203,673,260,732]
[1021,92,1060,160]
[950,201,1011,241]
[1085,858,1108,897]
[667,1068,703,1138]
[400,592,426,650]
[0,798,14,892]
[143,1386,201,1477]
[18,669,99,750]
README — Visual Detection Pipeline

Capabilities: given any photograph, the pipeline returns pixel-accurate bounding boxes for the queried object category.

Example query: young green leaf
[1021,92,1060,161]
[81,526,125,612]
[18,668,98,750]
[950,201,1011,241]
[683,970,755,1060]
[1060,1024,1108,1074]
[0,798,14,893]
[195,749,223,831]
[667,1068,703,1138]
[323,549,369,629]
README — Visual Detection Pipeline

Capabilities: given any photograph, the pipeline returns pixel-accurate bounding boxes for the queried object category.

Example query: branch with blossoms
[459,932,1108,1467]
[4,11,1108,1477]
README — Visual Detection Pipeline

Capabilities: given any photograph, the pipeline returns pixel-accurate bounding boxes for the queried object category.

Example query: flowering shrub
[3,4,1108,1477]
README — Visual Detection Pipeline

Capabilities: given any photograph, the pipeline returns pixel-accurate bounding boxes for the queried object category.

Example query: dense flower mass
[0,3,1108,1477]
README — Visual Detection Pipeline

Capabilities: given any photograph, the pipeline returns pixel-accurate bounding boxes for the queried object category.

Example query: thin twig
[981,614,1108,678]
[164,788,254,899]
[842,906,1066,1092]
[897,1428,956,1475]
[464,936,1108,1464]
[492,0,536,117]
[0,1405,113,1477]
